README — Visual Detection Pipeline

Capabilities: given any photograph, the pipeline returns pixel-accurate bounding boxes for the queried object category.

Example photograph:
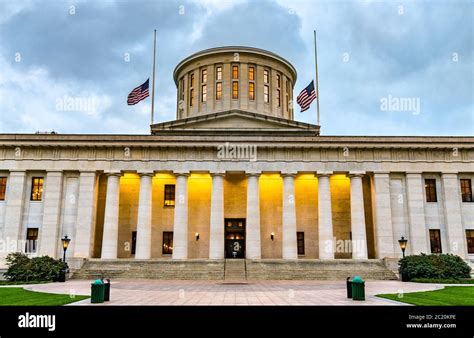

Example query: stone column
[135,172,154,259]
[406,172,429,254]
[100,173,121,259]
[2,171,26,256]
[209,172,225,260]
[317,172,334,259]
[348,173,368,259]
[441,173,466,258]
[372,173,395,258]
[246,173,261,259]
[172,173,189,260]
[39,171,64,257]
[74,172,98,259]
[282,173,298,259]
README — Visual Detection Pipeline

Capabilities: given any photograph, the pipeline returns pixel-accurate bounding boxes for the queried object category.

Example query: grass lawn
[0,287,89,306]
[377,286,474,306]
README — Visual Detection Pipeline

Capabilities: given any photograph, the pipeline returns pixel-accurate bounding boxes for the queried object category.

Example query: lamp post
[398,236,408,258]
[61,235,71,262]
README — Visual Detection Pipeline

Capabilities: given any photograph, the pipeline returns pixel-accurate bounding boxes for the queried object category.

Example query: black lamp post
[398,236,408,258]
[61,235,71,262]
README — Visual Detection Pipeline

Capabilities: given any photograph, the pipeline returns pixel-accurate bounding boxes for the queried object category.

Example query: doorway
[224,218,245,258]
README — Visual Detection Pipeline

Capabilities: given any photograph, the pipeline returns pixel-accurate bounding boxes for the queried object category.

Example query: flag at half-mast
[127,79,150,105]
[296,80,317,112]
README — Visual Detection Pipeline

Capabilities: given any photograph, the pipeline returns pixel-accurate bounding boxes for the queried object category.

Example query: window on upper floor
[232,81,239,99]
[0,177,6,201]
[248,66,255,81]
[263,69,269,84]
[264,85,269,103]
[461,179,473,202]
[164,184,175,207]
[232,65,239,79]
[201,69,207,83]
[249,82,255,101]
[216,66,222,81]
[424,179,437,203]
[216,82,222,100]
[31,177,44,201]
[201,84,207,103]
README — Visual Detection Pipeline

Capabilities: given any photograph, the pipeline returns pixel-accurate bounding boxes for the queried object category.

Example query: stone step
[224,259,246,280]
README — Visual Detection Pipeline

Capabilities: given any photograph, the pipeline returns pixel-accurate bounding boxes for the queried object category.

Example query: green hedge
[399,253,471,281]
[4,252,68,282]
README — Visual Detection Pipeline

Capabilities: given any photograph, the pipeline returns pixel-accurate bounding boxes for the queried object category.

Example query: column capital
[405,171,423,176]
[104,171,122,177]
[138,171,155,177]
[45,170,63,176]
[347,172,365,178]
[281,172,297,178]
[316,171,332,178]
[174,172,190,177]
[79,171,97,176]
[210,172,226,177]
[440,171,459,176]
[372,171,390,177]
[246,172,261,177]
[8,170,27,175]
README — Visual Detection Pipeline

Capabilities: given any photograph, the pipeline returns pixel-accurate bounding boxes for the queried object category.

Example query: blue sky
[0,0,472,135]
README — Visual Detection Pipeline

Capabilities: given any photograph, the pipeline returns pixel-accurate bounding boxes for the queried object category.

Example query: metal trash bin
[91,279,105,304]
[351,276,365,301]
[57,268,67,283]
[346,277,353,298]
[102,278,111,301]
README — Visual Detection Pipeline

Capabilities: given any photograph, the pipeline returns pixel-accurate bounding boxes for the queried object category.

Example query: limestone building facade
[0,47,473,273]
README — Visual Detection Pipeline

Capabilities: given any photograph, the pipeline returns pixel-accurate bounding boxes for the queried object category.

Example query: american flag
[296,80,317,112]
[127,79,150,105]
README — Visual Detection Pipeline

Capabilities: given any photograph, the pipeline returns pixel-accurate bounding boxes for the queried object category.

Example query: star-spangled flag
[296,80,317,112]
[127,79,150,105]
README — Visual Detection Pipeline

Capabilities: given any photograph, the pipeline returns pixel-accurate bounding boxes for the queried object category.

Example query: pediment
[150,110,319,136]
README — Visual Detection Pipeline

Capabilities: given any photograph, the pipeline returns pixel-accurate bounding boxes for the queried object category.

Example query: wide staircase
[72,258,398,280]
[224,259,246,281]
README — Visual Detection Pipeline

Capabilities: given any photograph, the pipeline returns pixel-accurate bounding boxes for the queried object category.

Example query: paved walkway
[15,279,454,306]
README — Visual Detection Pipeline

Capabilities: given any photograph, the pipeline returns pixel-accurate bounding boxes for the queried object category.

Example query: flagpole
[314,29,320,126]
[151,29,157,125]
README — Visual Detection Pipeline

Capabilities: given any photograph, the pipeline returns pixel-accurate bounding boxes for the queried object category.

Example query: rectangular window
[429,229,442,254]
[297,232,305,255]
[461,179,473,202]
[179,78,184,100]
[30,177,44,201]
[249,82,255,101]
[425,179,437,203]
[190,73,194,88]
[276,74,281,88]
[216,66,222,80]
[264,85,269,103]
[201,84,207,102]
[201,69,207,83]
[232,65,239,79]
[189,89,194,107]
[0,177,6,201]
[248,66,255,81]
[277,89,281,107]
[263,69,269,84]
[25,228,38,253]
[232,81,239,99]
[466,230,474,254]
[131,231,137,255]
[164,184,175,207]
[163,231,173,255]
[216,82,222,100]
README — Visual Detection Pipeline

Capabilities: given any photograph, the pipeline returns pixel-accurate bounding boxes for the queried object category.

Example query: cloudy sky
[0,0,472,136]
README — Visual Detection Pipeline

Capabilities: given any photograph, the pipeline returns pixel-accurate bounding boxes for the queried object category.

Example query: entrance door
[225,218,245,258]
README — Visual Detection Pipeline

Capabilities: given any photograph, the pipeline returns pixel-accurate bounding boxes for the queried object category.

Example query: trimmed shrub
[399,253,471,281]
[4,252,68,282]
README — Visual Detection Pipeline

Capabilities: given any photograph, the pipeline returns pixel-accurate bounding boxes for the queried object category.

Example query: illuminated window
[0,177,6,200]
[232,81,239,99]
[429,229,442,254]
[297,232,305,255]
[467,230,474,254]
[263,69,269,84]
[248,67,255,81]
[201,69,207,83]
[164,184,175,207]
[461,179,473,202]
[249,82,255,100]
[264,85,269,103]
[25,228,38,253]
[425,179,437,203]
[216,82,222,100]
[31,177,43,201]
[162,231,173,255]
[232,65,239,79]
[216,66,222,80]
[201,84,207,102]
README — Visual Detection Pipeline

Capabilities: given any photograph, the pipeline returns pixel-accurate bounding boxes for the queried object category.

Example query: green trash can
[91,279,105,304]
[351,276,365,301]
